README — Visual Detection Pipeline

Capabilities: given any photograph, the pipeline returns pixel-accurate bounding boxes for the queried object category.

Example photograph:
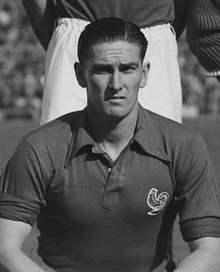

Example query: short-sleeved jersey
[55,0,175,28]
[0,106,220,272]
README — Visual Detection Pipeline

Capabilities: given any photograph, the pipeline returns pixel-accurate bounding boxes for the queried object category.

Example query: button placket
[102,143,129,210]
[102,164,121,210]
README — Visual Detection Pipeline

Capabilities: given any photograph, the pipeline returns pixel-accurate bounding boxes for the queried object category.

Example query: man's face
[75,40,149,120]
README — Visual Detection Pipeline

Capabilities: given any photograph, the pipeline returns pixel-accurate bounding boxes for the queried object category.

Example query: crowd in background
[0,0,219,121]
[0,0,44,120]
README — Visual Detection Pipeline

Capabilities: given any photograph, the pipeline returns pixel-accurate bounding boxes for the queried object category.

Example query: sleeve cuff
[180,217,220,242]
[0,193,41,226]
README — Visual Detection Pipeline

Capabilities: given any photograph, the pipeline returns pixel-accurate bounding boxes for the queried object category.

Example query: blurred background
[0,0,45,121]
[0,0,220,122]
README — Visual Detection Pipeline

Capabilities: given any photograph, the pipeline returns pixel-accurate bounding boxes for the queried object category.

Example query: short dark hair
[77,17,148,63]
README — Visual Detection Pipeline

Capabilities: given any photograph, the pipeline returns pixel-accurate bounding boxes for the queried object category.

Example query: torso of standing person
[55,0,175,28]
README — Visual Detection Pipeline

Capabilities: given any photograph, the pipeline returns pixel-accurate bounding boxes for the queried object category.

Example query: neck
[87,105,138,161]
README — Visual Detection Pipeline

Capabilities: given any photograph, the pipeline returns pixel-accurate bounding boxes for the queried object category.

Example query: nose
[109,71,123,91]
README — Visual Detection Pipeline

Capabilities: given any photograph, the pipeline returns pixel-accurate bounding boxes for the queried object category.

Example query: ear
[140,61,150,89]
[74,62,87,88]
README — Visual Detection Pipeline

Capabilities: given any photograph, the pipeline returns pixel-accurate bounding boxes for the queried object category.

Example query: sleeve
[186,0,220,75]
[174,132,220,242]
[0,137,47,226]
[172,0,189,40]
[22,0,58,50]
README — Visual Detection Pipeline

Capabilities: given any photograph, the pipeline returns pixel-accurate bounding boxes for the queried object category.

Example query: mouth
[108,96,125,100]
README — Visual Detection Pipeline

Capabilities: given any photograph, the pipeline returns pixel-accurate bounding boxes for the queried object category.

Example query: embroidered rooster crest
[147,188,169,216]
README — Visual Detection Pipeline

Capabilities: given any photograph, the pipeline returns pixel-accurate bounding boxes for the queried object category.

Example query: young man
[0,18,220,272]
[22,0,182,124]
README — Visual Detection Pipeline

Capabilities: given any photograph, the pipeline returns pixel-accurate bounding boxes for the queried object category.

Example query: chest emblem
[147,188,169,216]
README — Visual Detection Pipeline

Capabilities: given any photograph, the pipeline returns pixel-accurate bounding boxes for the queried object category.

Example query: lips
[108,96,125,100]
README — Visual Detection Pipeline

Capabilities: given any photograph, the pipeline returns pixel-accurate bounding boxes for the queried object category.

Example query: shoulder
[144,109,198,142]
[23,111,82,152]
[148,111,210,171]
[142,109,205,159]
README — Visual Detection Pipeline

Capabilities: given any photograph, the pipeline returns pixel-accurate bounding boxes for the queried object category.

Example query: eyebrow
[92,62,140,70]
[120,62,140,68]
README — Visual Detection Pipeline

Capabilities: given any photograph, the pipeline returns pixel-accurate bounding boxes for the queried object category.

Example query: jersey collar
[65,106,171,167]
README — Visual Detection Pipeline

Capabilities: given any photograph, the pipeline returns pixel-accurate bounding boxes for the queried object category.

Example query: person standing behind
[22,0,182,124]
[0,17,220,272]
[173,0,220,82]
[187,0,220,82]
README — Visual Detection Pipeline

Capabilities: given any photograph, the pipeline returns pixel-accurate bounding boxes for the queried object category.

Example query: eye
[94,66,112,74]
[120,66,136,74]
[95,68,107,74]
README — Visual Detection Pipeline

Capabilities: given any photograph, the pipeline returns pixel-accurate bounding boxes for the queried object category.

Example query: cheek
[127,77,142,94]
[87,79,106,102]
[90,76,109,90]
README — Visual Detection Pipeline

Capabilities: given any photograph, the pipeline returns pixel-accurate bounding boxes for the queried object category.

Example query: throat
[89,106,138,161]
[99,125,135,162]
[99,139,131,162]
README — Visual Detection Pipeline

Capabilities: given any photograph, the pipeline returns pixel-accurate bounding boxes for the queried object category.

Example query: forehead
[85,41,142,65]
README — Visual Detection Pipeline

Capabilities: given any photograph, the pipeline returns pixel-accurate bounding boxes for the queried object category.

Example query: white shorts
[41,18,182,124]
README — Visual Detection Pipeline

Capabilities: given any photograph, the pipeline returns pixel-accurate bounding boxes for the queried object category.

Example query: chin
[105,110,129,119]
